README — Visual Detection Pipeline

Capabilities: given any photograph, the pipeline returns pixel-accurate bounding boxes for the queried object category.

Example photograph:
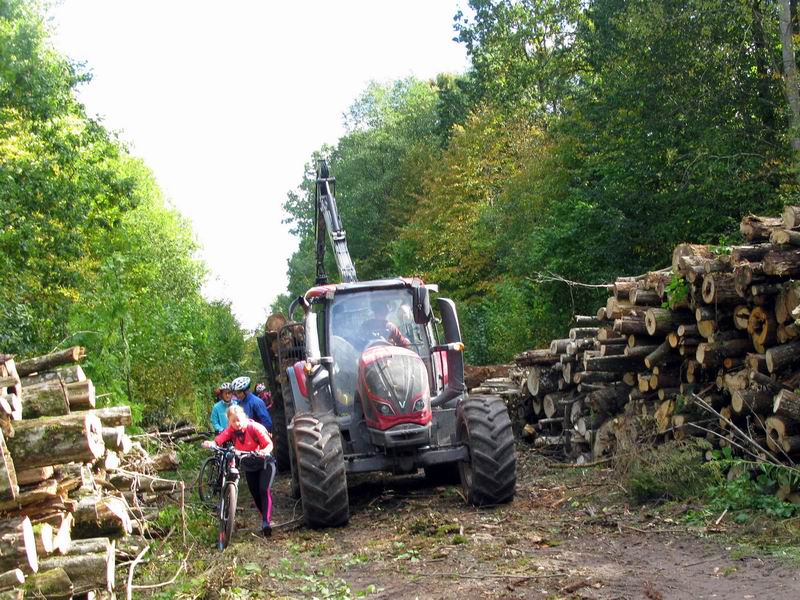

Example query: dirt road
[169,447,800,599]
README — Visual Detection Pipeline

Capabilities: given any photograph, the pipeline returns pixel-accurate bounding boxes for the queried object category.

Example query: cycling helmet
[231,376,251,392]
[255,383,266,394]
[219,382,232,391]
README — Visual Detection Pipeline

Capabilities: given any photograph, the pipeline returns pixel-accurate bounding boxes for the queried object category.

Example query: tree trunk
[65,381,95,411]
[71,495,131,539]
[583,355,643,372]
[38,539,114,594]
[0,569,23,592]
[780,0,800,155]
[20,365,86,388]
[90,406,132,428]
[763,248,800,277]
[701,273,740,304]
[731,388,773,414]
[15,348,85,378]
[766,340,800,373]
[20,380,70,419]
[0,517,37,574]
[741,215,785,242]
[773,388,800,421]
[784,205,800,228]
[696,339,753,367]
[14,467,53,488]
[614,316,648,335]
[748,306,778,353]
[0,432,17,503]
[6,413,104,470]
[22,567,72,599]
[644,308,693,336]
[644,341,674,369]
[766,415,800,454]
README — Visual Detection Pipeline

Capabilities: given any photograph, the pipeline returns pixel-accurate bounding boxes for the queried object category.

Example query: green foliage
[663,274,691,309]
[625,440,721,503]
[1,1,245,423]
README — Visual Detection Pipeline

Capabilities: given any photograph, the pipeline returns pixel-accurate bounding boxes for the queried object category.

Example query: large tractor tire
[456,394,516,506]
[291,413,350,528]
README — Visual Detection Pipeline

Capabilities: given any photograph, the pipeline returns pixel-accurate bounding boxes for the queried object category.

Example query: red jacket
[214,421,272,453]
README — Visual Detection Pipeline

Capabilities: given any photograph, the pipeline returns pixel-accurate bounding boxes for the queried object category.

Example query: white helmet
[231,376,251,392]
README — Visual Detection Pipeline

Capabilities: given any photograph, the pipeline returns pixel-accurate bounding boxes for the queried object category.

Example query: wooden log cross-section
[6,412,105,470]
[0,517,37,574]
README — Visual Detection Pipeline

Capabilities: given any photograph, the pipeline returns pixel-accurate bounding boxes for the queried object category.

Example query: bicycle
[197,442,231,506]
[204,445,262,550]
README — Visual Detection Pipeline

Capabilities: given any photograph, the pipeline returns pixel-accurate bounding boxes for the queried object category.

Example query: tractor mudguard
[286,363,311,415]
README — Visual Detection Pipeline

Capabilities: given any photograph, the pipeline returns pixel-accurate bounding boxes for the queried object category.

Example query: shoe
[262,525,272,537]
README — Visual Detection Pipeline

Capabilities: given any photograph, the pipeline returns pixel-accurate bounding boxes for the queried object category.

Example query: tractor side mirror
[412,286,432,324]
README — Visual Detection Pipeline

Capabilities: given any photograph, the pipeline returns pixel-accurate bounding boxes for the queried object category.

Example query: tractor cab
[301,279,451,454]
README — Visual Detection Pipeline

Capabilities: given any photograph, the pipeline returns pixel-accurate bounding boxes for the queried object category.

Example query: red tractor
[258,162,516,527]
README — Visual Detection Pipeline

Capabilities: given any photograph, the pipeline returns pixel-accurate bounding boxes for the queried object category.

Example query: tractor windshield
[328,289,431,416]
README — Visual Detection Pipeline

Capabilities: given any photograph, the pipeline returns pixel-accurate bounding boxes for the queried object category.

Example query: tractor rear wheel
[456,394,516,506]
[291,413,349,528]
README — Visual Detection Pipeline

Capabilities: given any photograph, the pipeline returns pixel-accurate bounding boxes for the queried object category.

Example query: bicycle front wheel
[198,457,221,505]
[218,482,238,550]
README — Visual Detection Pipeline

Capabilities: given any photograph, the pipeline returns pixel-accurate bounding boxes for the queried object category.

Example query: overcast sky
[48,0,470,330]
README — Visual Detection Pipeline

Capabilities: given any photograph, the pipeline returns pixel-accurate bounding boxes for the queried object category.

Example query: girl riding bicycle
[203,405,275,536]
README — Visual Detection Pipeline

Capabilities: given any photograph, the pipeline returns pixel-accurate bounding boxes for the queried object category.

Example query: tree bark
[22,567,72,599]
[0,569,23,592]
[90,406,132,428]
[780,0,800,155]
[763,248,800,277]
[65,381,95,411]
[773,388,800,421]
[6,413,104,470]
[71,495,131,539]
[644,341,674,370]
[0,517,37,574]
[740,215,785,242]
[731,388,773,414]
[21,380,70,419]
[20,365,85,388]
[38,539,114,594]
[644,308,693,336]
[15,348,85,378]
[748,306,778,353]
[766,340,800,373]
[0,432,17,503]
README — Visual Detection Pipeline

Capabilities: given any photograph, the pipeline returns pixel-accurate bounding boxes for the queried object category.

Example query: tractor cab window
[328,289,432,416]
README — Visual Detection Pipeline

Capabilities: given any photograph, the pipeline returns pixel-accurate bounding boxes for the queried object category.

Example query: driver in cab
[360,299,412,349]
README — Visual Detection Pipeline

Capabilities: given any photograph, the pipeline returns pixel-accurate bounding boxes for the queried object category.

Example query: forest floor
[140,445,800,600]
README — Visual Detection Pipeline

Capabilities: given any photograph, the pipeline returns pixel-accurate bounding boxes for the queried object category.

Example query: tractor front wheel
[291,413,349,528]
[457,394,516,506]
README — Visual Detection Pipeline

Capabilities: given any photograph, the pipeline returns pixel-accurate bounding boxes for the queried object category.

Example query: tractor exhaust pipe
[431,298,466,408]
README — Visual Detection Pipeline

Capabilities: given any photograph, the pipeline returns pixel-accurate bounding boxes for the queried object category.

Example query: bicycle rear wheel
[218,482,238,550]
[198,457,221,505]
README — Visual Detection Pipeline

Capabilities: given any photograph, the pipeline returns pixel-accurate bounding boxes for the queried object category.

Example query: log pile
[0,348,183,598]
[497,208,800,477]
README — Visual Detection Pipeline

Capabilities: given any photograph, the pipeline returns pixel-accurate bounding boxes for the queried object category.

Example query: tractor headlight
[378,403,394,416]
[413,398,426,413]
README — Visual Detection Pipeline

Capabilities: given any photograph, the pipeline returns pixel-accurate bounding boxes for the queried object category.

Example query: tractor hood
[357,345,432,431]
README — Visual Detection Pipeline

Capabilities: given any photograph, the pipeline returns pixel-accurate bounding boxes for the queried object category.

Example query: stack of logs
[0,347,183,598]
[507,208,800,481]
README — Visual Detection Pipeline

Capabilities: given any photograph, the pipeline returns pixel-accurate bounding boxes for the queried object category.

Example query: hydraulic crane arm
[315,161,357,284]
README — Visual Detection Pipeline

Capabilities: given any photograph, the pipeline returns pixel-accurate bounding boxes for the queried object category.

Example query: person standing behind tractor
[255,383,273,411]
[210,382,237,434]
[202,405,275,536]
[231,376,272,432]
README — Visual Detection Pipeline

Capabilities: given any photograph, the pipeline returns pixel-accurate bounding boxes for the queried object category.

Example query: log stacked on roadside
[488,209,800,477]
[0,349,182,598]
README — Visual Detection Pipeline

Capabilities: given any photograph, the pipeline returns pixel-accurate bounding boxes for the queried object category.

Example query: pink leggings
[243,460,276,523]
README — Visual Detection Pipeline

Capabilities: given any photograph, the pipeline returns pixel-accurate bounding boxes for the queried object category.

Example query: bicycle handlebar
[205,444,273,460]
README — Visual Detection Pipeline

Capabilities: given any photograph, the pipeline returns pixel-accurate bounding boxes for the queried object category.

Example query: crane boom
[315,161,357,284]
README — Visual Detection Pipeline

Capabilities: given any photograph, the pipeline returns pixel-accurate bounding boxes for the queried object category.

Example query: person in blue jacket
[230,376,272,432]
[210,382,237,434]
